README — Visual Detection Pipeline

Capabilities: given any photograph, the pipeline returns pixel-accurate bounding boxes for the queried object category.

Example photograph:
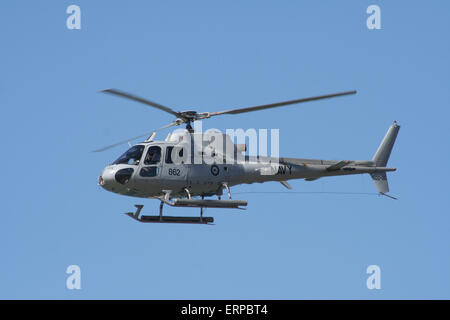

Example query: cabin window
[165,146,184,164]
[112,145,144,165]
[139,166,159,177]
[144,146,161,165]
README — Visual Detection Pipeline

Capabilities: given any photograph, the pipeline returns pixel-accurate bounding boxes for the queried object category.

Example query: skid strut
[222,183,232,199]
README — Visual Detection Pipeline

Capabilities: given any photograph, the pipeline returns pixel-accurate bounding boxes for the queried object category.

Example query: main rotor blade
[92,121,179,153]
[209,90,357,117]
[91,132,154,152]
[100,88,180,118]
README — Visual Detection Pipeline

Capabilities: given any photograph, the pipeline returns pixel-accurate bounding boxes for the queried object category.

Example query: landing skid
[124,204,214,225]
[124,187,246,225]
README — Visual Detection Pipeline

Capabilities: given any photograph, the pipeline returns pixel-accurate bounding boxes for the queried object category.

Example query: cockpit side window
[112,145,144,165]
[144,146,161,165]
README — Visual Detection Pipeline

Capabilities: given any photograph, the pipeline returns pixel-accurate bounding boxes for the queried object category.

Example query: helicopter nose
[99,166,135,191]
[99,166,116,190]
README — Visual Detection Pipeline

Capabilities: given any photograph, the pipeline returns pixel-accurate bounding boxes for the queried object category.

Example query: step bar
[169,199,247,209]
[140,215,214,224]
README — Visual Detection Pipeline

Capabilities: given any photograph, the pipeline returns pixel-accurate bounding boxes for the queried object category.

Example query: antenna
[145,132,156,142]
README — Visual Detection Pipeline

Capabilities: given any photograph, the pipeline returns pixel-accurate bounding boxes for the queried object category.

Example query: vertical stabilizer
[371,172,389,193]
[372,121,400,166]
[370,122,400,198]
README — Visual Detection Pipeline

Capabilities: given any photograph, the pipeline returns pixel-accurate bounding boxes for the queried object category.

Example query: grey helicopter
[95,89,400,225]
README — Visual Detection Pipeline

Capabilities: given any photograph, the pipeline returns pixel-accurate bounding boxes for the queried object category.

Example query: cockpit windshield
[112,145,145,165]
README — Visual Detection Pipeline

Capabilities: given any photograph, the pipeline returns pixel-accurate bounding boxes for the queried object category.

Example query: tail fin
[370,121,400,196]
[372,121,400,166]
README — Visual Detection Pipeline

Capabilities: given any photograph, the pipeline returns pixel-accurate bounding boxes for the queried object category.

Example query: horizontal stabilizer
[326,160,350,171]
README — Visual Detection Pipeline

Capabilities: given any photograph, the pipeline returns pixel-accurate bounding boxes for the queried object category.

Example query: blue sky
[1,1,449,299]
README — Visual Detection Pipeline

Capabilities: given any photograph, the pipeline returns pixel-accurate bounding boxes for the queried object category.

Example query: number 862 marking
[168,168,181,176]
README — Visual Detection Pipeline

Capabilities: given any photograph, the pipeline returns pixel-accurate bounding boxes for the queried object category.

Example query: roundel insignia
[210,165,220,176]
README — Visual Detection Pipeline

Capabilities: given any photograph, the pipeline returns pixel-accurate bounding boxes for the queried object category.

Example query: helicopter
[95,88,400,225]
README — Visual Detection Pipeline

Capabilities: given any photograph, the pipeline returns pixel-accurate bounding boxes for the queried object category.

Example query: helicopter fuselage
[98,136,395,200]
